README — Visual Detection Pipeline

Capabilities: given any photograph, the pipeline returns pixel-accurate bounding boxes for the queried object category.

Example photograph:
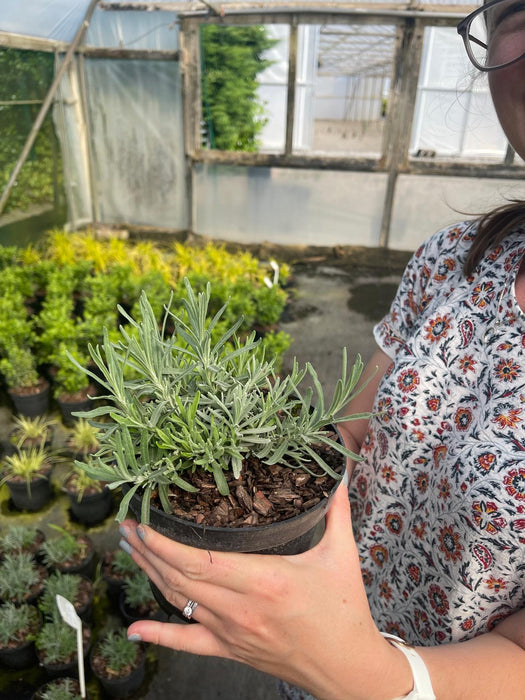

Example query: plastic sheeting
[82,59,188,229]
[410,27,507,158]
[0,0,181,43]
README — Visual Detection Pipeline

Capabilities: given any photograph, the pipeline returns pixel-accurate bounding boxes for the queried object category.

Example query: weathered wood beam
[80,47,179,59]
[100,2,477,14]
[189,149,525,180]
[190,150,381,172]
[285,22,298,156]
[0,30,68,53]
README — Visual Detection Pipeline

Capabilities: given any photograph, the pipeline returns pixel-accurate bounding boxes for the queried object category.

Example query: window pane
[293,24,396,156]
[200,24,288,153]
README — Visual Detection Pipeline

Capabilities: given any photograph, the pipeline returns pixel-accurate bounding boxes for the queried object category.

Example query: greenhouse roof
[1,0,480,45]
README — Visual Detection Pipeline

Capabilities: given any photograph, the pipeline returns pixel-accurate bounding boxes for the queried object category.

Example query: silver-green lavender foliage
[35,619,78,665]
[72,278,370,523]
[95,628,140,673]
[0,524,39,553]
[122,570,155,609]
[0,602,40,645]
[0,552,42,603]
[38,678,82,700]
[39,572,82,620]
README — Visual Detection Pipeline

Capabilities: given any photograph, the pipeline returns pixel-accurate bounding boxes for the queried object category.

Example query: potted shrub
[53,343,95,426]
[35,618,91,679]
[0,601,42,669]
[118,570,165,625]
[0,552,48,605]
[0,524,46,560]
[32,677,85,700]
[73,280,368,609]
[1,446,54,511]
[0,281,49,417]
[39,571,93,623]
[62,463,112,526]
[101,548,139,607]
[90,627,145,698]
[41,527,95,578]
[0,345,50,418]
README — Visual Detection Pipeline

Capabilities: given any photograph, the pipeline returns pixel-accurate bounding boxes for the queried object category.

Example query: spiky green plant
[1,446,50,494]
[0,552,44,604]
[67,418,100,455]
[110,548,139,577]
[10,414,57,450]
[35,619,79,666]
[0,524,42,555]
[40,527,89,568]
[71,278,370,524]
[122,571,155,609]
[0,601,41,646]
[36,678,82,700]
[39,572,84,621]
[94,628,140,675]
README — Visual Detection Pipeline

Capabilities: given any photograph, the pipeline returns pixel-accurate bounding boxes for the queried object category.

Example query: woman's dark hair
[464,200,525,275]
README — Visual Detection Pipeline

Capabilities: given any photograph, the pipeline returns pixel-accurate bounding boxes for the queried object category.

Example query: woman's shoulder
[413,220,477,268]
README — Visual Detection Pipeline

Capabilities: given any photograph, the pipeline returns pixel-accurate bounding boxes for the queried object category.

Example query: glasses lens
[469,0,525,69]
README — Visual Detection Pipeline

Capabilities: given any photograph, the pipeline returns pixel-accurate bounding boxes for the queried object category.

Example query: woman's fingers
[120,519,289,595]
[127,618,233,659]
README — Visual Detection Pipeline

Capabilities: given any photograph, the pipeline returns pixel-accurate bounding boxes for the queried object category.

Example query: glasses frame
[457,0,525,71]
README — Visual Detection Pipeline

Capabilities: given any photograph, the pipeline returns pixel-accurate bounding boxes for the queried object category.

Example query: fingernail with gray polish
[119,525,130,539]
[137,526,145,542]
[128,633,142,642]
[119,539,132,555]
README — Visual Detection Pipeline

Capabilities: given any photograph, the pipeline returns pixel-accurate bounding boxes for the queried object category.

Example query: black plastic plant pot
[125,436,344,618]
[90,647,145,699]
[0,637,38,670]
[51,535,96,579]
[9,382,50,418]
[68,487,113,526]
[5,475,53,512]
[57,397,91,427]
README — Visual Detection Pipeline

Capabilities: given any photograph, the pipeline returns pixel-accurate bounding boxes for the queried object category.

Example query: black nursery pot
[57,396,91,426]
[0,637,38,670]
[5,474,53,512]
[9,382,50,418]
[125,430,344,617]
[68,487,113,526]
[90,646,145,699]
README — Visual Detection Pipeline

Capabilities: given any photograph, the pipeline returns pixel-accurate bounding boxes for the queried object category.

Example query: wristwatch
[381,632,436,700]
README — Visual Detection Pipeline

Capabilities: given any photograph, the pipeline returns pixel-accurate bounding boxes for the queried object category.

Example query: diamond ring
[182,599,198,620]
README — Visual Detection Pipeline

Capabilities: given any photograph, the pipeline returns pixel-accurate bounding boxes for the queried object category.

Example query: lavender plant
[72,278,370,523]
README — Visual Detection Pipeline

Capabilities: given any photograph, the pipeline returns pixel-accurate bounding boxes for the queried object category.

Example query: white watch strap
[381,633,436,700]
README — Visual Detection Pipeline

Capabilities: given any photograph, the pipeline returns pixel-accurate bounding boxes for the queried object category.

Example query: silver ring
[182,599,198,620]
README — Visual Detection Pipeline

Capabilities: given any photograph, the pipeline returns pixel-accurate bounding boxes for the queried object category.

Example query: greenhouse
[0,2,524,699]
[1,0,523,251]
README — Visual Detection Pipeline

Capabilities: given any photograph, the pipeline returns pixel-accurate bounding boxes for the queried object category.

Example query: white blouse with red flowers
[350,220,525,645]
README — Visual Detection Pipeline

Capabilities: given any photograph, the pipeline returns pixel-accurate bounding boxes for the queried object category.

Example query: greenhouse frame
[1,0,524,252]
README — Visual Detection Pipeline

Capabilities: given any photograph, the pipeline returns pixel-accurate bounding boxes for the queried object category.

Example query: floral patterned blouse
[279,222,525,700]
[350,220,525,646]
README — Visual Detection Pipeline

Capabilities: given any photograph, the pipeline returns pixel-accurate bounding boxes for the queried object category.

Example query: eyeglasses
[457,0,525,71]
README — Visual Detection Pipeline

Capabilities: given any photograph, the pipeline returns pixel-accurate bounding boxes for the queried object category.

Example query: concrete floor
[0,255,406,700]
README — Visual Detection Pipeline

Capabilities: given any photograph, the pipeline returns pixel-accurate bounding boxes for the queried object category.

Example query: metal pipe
[0,0,101,215]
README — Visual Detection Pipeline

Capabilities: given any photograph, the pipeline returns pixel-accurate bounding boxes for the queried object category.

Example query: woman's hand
[119,483,412,700]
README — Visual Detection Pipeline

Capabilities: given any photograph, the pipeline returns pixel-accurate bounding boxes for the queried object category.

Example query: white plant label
[56,594,86,699]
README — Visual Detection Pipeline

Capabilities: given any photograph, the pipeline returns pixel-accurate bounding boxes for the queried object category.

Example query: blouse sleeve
[373,223,469,359]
